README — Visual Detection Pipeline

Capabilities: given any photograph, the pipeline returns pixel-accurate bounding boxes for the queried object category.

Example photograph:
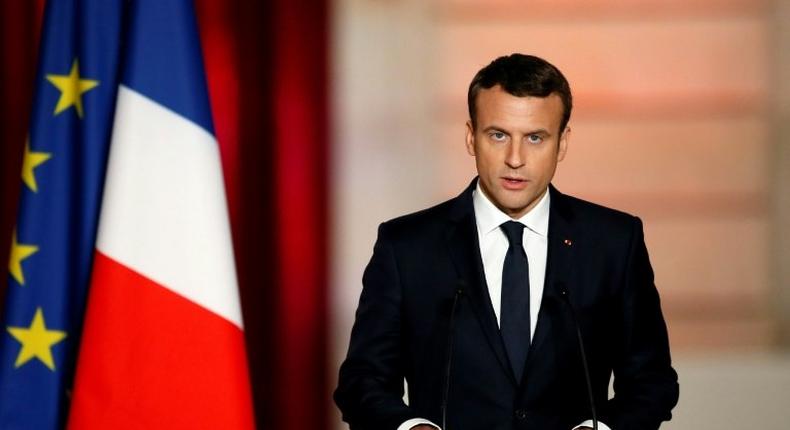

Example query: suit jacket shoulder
[550,187,646,251]
[376,184,471,250]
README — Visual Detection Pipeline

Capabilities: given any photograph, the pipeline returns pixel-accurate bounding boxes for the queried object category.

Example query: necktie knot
[500,221,524,247]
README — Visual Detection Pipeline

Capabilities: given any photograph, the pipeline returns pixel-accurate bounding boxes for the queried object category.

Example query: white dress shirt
[473,182,549,336]
[398,184,609,430]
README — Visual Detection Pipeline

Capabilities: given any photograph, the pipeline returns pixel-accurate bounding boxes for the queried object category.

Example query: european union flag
[0,0,124,428]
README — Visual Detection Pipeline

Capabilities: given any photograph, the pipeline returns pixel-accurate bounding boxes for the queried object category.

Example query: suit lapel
[445,179,516,385]
[524,185,578,377]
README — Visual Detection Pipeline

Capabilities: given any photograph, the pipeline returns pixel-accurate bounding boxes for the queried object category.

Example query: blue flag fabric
[0,0,123,428]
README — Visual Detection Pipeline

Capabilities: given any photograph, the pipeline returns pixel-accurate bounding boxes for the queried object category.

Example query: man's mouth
[501,176,528,190]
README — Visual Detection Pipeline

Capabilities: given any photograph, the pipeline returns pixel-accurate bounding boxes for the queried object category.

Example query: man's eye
[490,132,506,141]
[527,134,543,144]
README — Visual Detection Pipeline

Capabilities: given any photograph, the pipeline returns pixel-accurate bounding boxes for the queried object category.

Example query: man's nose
[505,142,524,169]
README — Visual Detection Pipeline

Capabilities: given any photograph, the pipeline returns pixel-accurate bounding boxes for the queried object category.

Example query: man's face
[466,85,569,219]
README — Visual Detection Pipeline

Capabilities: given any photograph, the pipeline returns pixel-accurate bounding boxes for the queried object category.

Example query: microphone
[558,286,598,430]
[441,286,464,430]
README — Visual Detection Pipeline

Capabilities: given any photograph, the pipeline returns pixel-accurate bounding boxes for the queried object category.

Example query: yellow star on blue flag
[21,138,52,193]
[45,59,99,118]
[6,308,67,371]
[8,231,38,286]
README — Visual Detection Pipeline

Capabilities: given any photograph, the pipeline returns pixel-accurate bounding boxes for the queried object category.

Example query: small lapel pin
[563,239,573,246]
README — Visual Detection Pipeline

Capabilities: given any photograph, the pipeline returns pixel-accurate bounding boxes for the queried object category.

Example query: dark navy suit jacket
[335,179,679,430]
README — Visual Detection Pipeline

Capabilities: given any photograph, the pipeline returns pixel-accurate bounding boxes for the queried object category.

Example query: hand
[410,426,438,430]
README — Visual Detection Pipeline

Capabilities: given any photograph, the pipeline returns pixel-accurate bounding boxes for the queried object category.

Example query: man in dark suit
[334,54,679,430]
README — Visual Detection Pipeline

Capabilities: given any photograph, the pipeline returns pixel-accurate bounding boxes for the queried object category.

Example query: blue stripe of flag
[122,0,215,134]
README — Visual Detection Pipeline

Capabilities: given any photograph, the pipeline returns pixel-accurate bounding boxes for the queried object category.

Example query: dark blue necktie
[500,221,530,382]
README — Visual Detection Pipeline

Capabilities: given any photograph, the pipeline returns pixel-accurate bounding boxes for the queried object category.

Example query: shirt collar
[472,181,550,237]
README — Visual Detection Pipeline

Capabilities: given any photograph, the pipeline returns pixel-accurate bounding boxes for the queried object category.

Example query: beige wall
[772,0,790,346]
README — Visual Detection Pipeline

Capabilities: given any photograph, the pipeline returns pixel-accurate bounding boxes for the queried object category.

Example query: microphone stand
[441,288,464,430]
[559,288,598,430]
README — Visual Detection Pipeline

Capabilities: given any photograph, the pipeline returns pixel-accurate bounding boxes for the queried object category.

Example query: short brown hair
[468,54,573,133]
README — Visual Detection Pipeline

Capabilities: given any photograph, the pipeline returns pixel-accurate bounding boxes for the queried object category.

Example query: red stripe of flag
[68,252,255,430]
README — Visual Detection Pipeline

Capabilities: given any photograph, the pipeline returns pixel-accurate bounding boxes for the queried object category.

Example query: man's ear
[557,126,570,162]
[465,120,476,157]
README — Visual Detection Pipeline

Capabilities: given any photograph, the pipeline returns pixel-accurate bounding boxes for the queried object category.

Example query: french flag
[67,1,255,428]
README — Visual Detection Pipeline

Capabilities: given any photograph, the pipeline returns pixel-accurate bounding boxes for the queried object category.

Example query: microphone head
[556,282,569,296]
[456,279,468,296]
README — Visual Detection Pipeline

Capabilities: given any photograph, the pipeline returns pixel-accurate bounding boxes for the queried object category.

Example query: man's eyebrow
[525,128,552,137]
[482,126,553,137]
[482,125,508,133]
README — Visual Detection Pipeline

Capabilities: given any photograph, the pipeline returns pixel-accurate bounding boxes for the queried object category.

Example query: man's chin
[497,201,531,218]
